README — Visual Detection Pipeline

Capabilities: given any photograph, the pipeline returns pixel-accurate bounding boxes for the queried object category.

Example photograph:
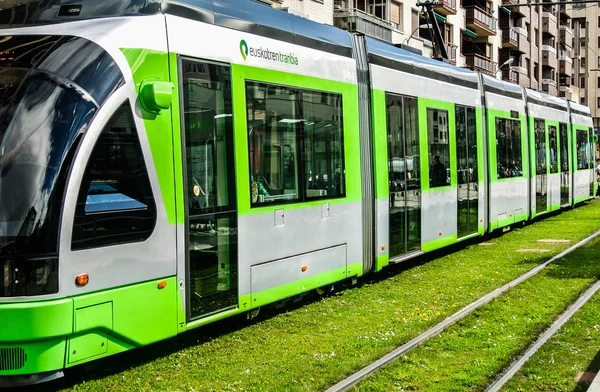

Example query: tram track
[325,229,600,392]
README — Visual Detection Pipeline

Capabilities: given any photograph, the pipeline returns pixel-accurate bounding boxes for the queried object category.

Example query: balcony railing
[502,27,518,47]
[464,53,495,75]
[502,68,519,84]
[333,8,392,42]
[444,41,458,63]
[434,0,457,15]
[465,6,497,35]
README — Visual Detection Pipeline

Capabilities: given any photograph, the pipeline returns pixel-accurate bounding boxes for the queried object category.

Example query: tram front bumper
[0,298,73,383]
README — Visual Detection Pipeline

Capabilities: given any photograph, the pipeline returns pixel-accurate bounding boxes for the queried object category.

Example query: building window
[598,56,600,67]
[246,82,345,206]
[411,9,420,38]
[495,118,523,179]
[533,62,539,81]
[534,28,539,44]
[580,76,585,88]
[597,97,600,108]
[581,97,586,105]
[526,22,530,42]
[581,57,586,68]
[526,58,530,77]
[369,0,388,19]
[391,1,403,31]
[72,101,157,250]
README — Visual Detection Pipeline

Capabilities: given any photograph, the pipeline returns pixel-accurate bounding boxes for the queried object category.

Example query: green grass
[502,290,600,391]
[353,234,600,391]
[42,201,600,392]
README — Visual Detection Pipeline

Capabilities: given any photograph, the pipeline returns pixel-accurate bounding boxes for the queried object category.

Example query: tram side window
[576,130,589,170]
[72,101,156,250]
[534,118,547,175]
[427,108,450,188]
[559,123,569,173]
[495,118,523,179]
[549,125,558,174]
[246,82,345,206]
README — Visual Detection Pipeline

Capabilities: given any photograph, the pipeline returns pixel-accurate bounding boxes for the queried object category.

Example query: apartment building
[260,0,570,97]
[572,3,600,129]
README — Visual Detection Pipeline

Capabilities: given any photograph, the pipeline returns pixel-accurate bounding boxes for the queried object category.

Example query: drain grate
[0,347,27,371]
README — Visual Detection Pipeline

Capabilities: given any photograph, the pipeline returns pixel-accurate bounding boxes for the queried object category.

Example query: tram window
[549,125,558,174]
[427,108,450,188]
[246,82,345,206]
[559,123,569,173]
[72,101,156,250]
[182,60,235,215]
[576,130,589,170]
[495,118,523,179]
[534,118,547,175]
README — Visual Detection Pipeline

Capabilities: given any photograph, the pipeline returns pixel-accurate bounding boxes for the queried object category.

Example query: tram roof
[0,0,353,57]
[365,36,480,89]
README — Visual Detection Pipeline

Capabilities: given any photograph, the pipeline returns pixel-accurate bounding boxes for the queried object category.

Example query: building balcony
[333,8,392,43]
[434,0,457,16]
[440,41,458,64]
[542,12,558,37]
[559,55,572,76]
[542,80,557,96]
[501,68,519,84]
[559,25,573,50]
[502,27,518,49]
[542,45,557,67]
[502,0,525,16]
[465,6,497,36]
[558,4,572,19]
[464,53,495,75]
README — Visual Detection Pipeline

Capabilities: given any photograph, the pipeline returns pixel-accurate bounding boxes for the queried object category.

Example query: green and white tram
[0,0,595,386]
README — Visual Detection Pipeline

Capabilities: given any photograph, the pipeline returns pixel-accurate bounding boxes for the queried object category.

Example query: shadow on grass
[18,205,600,391]
[574,349,600,392]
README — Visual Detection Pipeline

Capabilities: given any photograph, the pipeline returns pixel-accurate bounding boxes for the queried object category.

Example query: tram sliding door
[455,105,478,238]
[181,58,238,320]
[386,94,421,258]
[559,123,570,207]
[534,118,548,214]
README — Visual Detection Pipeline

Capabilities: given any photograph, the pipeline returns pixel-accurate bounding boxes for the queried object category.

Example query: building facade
[572,3,600,129]
[259,0,580,99]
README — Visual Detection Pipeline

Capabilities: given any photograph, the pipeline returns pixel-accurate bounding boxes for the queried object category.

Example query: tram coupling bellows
[0,347,27,371]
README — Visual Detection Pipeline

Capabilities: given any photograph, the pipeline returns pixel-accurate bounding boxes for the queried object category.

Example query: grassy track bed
[502,289,600,391]
[51,201,600,392]
[353,229,600,391]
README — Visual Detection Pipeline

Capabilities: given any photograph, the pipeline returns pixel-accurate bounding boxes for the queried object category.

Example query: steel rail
[486,279,600,391]
[325,229,600,392]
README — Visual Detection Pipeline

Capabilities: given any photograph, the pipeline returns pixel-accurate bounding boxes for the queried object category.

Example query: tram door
[386,94,421,258]
[559,123,570,206]
[534,118,548,214]
[455,106,478,238]
[181,59,238,320]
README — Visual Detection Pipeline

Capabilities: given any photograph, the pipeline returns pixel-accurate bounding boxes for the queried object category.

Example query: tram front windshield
[0,35,123,297]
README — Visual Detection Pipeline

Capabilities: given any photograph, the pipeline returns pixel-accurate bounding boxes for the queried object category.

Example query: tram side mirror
[594,135,599,143]
[140,79,174,114]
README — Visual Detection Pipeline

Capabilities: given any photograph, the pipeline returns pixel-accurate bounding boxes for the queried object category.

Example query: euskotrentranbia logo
[239,39,299,66]
[240,39,248,60]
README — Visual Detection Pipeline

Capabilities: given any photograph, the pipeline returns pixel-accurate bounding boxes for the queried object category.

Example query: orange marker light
[381,245,386,250]
[510,214,513,217]
[480,219,483,223]
[75,274,89,287]
[301,265,308,272]
[438,231,443,236]
[157,281,167,289]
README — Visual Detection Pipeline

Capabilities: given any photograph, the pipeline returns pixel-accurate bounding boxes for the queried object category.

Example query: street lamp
[404,23,433,46]
[495,57,514,77]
